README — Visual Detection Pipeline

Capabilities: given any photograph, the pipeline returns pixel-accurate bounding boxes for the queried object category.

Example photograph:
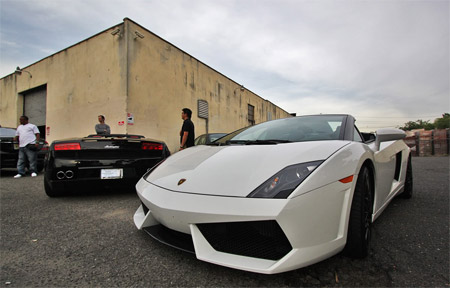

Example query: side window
[327,121,342,140]
[195,135,205,145]
[353,127,363,142]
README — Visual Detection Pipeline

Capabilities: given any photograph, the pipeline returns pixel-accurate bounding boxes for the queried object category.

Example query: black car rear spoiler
[86,134,145,139]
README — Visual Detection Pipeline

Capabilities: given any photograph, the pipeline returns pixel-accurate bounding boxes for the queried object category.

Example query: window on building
[248,104,255,126]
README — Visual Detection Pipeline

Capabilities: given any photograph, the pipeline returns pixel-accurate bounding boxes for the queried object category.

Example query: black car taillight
[54,143,81,150]
[141,142,163,150]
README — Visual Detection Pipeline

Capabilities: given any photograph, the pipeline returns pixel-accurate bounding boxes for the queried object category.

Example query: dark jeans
[17,146,37,175]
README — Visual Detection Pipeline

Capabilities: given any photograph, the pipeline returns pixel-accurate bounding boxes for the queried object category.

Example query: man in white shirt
[14,115,40,178]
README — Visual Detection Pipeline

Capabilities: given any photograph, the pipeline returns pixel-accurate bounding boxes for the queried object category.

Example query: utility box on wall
[198,100,209,119]
[198,99,209,134]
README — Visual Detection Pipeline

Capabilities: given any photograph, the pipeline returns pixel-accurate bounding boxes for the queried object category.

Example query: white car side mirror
[374,128,406,151]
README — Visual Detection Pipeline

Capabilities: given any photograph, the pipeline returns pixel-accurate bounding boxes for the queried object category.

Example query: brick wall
[404,129,449,156]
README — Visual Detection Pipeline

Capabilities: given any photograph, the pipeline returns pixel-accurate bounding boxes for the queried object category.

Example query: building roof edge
[1,17,290,115]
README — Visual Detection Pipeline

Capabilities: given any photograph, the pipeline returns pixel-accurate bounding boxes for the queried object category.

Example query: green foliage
[434,113,450,129]
[399,119,434,131]
[399,113,450,131]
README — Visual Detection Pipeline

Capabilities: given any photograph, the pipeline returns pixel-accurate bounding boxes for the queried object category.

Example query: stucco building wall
[0,18,291,152]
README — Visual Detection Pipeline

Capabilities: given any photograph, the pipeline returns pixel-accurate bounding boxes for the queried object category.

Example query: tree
[399,119,434,131]
[399,113,450,131]
[434,113,450,129]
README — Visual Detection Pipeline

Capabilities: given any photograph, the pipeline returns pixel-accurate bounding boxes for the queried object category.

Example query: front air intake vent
[197,220,292,260]
[141,201,149,215]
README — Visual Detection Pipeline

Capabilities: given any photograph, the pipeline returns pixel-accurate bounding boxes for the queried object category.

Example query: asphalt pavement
[0,156,449,287]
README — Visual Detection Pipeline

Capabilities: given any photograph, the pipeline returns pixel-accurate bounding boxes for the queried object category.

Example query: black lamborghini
[44,134,170,197]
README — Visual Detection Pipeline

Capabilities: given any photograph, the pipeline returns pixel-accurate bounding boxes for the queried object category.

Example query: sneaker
[14,174,23,178]
[31,172,37,177]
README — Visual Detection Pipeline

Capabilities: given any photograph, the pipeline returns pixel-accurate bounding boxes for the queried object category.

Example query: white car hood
[146,141,349,197]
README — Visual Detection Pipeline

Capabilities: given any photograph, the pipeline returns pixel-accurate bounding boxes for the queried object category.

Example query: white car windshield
[215,115,346,145]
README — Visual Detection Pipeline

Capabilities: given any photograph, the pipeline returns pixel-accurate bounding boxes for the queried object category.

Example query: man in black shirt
[180,108,195,150]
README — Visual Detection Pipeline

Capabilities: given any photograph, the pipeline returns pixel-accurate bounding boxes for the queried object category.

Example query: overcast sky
[1,0,448,131]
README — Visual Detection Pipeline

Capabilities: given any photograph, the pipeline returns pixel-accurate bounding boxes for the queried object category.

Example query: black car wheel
[44,178,63,197]
[344,166,373,258]
[400,156,413,199]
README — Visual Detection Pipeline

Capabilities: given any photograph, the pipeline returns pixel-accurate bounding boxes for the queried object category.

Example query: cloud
[0,0,448,129]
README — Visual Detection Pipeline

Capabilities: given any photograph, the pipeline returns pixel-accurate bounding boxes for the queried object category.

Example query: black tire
[400,156,413,199]
[344,166,373,258]
[44,178,62,197]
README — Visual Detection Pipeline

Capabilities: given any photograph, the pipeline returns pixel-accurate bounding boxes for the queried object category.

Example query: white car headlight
[247,161,323,198]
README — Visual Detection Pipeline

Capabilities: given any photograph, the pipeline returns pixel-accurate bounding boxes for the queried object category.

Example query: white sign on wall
[127,113,134,125]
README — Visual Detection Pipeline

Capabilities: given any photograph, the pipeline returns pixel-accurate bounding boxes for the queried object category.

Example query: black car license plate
[101,169,123,179]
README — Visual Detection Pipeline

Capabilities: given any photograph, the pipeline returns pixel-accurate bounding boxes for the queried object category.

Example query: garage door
[23,85,46,137]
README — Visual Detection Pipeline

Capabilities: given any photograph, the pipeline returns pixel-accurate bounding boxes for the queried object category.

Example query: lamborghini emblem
[178,178,186,185]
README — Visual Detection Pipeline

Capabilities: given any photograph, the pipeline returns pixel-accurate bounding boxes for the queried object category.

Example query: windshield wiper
[245,140,292,145]
[227,139,292,145]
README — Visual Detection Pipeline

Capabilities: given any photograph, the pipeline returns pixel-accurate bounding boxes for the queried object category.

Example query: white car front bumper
[134,177,353,274]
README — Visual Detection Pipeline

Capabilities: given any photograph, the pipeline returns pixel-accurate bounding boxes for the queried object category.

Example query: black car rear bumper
[44,157,163,191]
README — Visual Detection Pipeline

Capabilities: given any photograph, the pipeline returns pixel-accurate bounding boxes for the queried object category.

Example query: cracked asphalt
[1,156,449,287]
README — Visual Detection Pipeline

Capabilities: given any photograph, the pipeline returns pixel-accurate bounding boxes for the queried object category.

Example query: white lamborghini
[134,114,413,274]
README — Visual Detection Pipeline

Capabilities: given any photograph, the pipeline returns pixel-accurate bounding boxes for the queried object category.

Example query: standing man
[14,115,40,178]
[179,108,195,150]
[95,115,111,135]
